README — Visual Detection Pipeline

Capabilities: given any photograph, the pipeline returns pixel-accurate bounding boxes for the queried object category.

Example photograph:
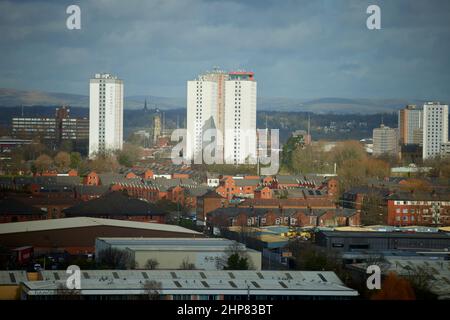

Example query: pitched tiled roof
[74,185,110,196]
[200,190,225,199]
[241,198,335,208]
[183,186,211,197]
[13,176,81,186]
[63,191,166,216]
[207,206,351,218]
[387,191,450,201]
[275,175,300,184]
[98,173,141,186]
[144,178,198,192]
[0,197,46,216]
[234,179,261,186]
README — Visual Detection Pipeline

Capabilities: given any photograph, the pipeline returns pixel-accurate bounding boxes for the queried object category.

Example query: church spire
[144,98,148,112]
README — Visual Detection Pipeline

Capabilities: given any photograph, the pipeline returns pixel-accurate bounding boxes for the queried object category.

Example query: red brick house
[207,206,358,229]
[172,173,190,179]
[125,172,138,179]
[196,190,227,223]
[143,169,154,179]
[387,192,450,227]
[254,186,272,199]
[215,177,261,199]
[84,171,100,186]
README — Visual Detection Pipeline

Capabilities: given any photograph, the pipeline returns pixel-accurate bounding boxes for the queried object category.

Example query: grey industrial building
[95,237,262,270]
[18,270,358,300]
[315,230,450,251]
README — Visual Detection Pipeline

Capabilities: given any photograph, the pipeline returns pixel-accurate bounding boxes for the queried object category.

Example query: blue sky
[1,0,449,100]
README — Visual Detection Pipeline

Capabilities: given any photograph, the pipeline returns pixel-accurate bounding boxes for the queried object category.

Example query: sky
[1,0,450,100]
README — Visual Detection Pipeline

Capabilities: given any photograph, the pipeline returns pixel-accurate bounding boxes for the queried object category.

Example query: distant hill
[258,97,428,114]
[0,88,428,114]
[0,88,183,110]
[0,88,89,108]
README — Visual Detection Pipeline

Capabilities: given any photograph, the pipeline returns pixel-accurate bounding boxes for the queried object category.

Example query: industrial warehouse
[0,270,358,300]
[95,238,262,270]
[0,217,202,254]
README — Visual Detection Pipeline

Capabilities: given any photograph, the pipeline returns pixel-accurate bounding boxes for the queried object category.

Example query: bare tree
[144,258,159,270]
[179,257,196,270]
[363,253,389,272]
[96,248,136,269]
[55,282,81,300]
[34,154,53,173]
[402,264,437,299]
[143,280,162,300]
[54,151,71,170]
[361,191,387,225]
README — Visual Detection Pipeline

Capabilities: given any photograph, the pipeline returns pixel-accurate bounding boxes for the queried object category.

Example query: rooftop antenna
[21,104,24,117]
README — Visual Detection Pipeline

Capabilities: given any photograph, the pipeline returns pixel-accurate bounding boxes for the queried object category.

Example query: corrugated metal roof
[21,270,358,297]
[0,270,28,285]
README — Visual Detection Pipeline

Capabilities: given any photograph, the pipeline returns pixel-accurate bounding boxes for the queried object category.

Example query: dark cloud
[0,0,449,100]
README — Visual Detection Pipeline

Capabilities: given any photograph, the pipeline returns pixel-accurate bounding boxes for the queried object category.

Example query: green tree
[116,143,143,167]
[59,140,74,153]
[224,253,249,270]
[281,135,306,170]
[70,152,82,169]
[218,242,253,270]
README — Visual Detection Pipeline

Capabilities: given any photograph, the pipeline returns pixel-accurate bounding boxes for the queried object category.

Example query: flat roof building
[372,124,398,156]
[422,102,449,159]
[95,237,262,270]
[315,230,450,252]
[11,106,89,155]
